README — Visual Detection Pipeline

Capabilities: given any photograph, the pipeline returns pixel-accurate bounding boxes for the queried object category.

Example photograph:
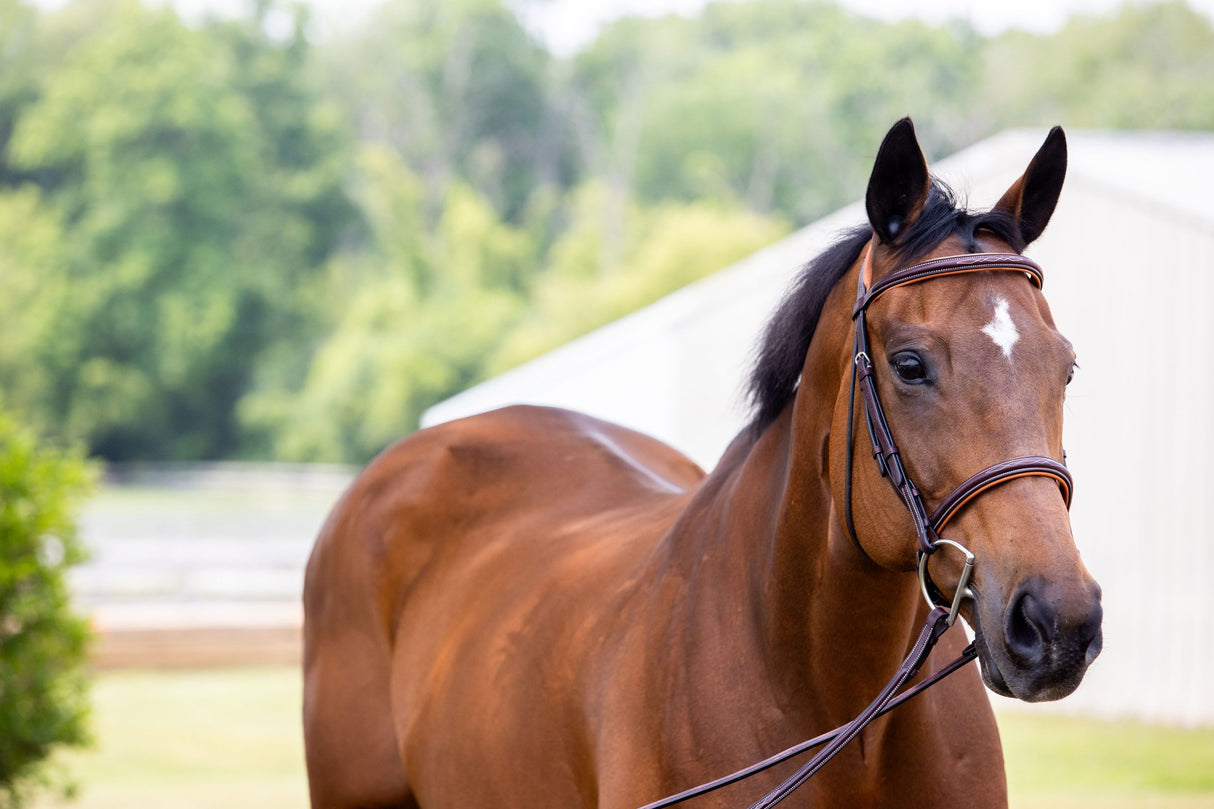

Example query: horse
[302,118,1103,809]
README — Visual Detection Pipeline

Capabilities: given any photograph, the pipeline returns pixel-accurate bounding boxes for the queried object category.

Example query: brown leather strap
[746,607,954,809]
[853,309,936,556]
[854,252,1044,317]
[637,612,975,809]
[929,456,1073,533]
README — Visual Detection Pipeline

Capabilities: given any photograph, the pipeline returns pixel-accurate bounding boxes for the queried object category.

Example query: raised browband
[854,252,1044,317]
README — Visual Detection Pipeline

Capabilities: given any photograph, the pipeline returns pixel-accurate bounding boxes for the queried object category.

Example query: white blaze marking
[982,298,1020,360]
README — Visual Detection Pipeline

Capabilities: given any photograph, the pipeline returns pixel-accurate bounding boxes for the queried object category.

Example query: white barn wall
[424,130,1214,726]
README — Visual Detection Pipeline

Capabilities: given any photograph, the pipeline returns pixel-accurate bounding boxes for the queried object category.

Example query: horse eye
[892,353,928,384]
[1066,362,1078,386]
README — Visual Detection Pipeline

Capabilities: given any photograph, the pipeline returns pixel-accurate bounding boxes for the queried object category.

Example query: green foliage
[0,0,39,188]
[980,2,1214,131]
[572,1,986,223]
[0,0,1211,462]
[242,154,787,461]
[319,0,575,222]
[0,408,92,808]
[0,1,354,461]
[241,147,532,461]
[488,182,788,374]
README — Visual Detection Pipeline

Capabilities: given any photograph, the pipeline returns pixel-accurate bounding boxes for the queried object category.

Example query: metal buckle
[918,539,975,626]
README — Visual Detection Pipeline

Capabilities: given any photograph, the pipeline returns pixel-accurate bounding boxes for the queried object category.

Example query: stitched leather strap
[854,252,1044,317]
[746,607,954,809]
[637,614,976,809]
[929,456,1073,533]
[853,310,937,556]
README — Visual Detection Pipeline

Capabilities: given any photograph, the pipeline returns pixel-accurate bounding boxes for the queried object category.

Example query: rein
[639,247,1073,809]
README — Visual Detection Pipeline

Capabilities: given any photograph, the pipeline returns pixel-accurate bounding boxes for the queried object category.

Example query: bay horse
[303,118,1102,809]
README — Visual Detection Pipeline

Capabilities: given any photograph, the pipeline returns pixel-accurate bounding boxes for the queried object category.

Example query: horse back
[309,404,703,628]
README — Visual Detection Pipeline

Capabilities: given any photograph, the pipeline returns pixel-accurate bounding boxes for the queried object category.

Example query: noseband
[847,246,1073,622]
[641,247,1075,809]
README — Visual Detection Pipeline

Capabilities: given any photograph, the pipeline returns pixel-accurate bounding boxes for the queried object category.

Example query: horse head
[837,119,1102,702]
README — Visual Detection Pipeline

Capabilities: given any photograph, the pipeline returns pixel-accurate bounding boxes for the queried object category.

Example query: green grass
[31,667,1214,808]
[33,668,307,809]
[999,712,1214,809]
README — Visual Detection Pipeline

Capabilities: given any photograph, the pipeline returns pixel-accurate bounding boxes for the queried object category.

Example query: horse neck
[762,397,923,723]
[673,262,924,725]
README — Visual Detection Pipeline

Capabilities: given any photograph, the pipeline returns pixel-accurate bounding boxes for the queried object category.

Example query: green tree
[242,147,534,461]
[0,0,41,189]
[0,407,92,808]
[570,0,984,225]
[1,1,355,460]
[320,0,576,223]
[488,181,788,374]
[5,0,1211,464]
[981,2,1214,130]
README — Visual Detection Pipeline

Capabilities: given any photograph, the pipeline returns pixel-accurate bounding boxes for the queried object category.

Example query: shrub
[0,408,92,808]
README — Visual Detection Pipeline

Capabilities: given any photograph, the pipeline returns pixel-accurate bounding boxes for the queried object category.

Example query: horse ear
[865,117,930,245]
[994,126,1067,247]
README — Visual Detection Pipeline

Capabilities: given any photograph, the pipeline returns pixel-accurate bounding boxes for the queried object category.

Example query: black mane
[745,180,1025,431]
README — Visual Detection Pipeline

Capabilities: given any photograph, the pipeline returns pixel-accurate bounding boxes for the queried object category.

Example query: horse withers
[303,118,1102,809]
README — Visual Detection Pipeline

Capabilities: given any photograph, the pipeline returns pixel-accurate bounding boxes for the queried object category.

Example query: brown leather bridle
[847,246,1073,621]
[639,248,1074,809]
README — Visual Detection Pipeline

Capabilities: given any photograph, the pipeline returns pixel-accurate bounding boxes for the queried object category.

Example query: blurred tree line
[0,0,1210,463]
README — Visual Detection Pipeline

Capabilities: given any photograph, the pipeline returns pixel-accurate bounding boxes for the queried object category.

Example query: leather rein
[639,247,1074,809]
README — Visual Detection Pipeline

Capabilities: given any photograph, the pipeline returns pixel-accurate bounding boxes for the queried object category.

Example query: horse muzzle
[973,575,1103,702]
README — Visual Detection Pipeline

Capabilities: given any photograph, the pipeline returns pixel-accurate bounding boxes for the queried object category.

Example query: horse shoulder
[314,406,703,805]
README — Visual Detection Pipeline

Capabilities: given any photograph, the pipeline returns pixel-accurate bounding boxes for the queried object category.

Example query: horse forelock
[744,179,1026,434]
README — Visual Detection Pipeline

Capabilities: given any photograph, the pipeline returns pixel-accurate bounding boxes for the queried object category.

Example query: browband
[855,252,1044,317]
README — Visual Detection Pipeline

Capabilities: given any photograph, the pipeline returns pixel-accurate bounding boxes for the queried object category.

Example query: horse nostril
[1005,589,1055,666]
[1078,600,1104,663]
